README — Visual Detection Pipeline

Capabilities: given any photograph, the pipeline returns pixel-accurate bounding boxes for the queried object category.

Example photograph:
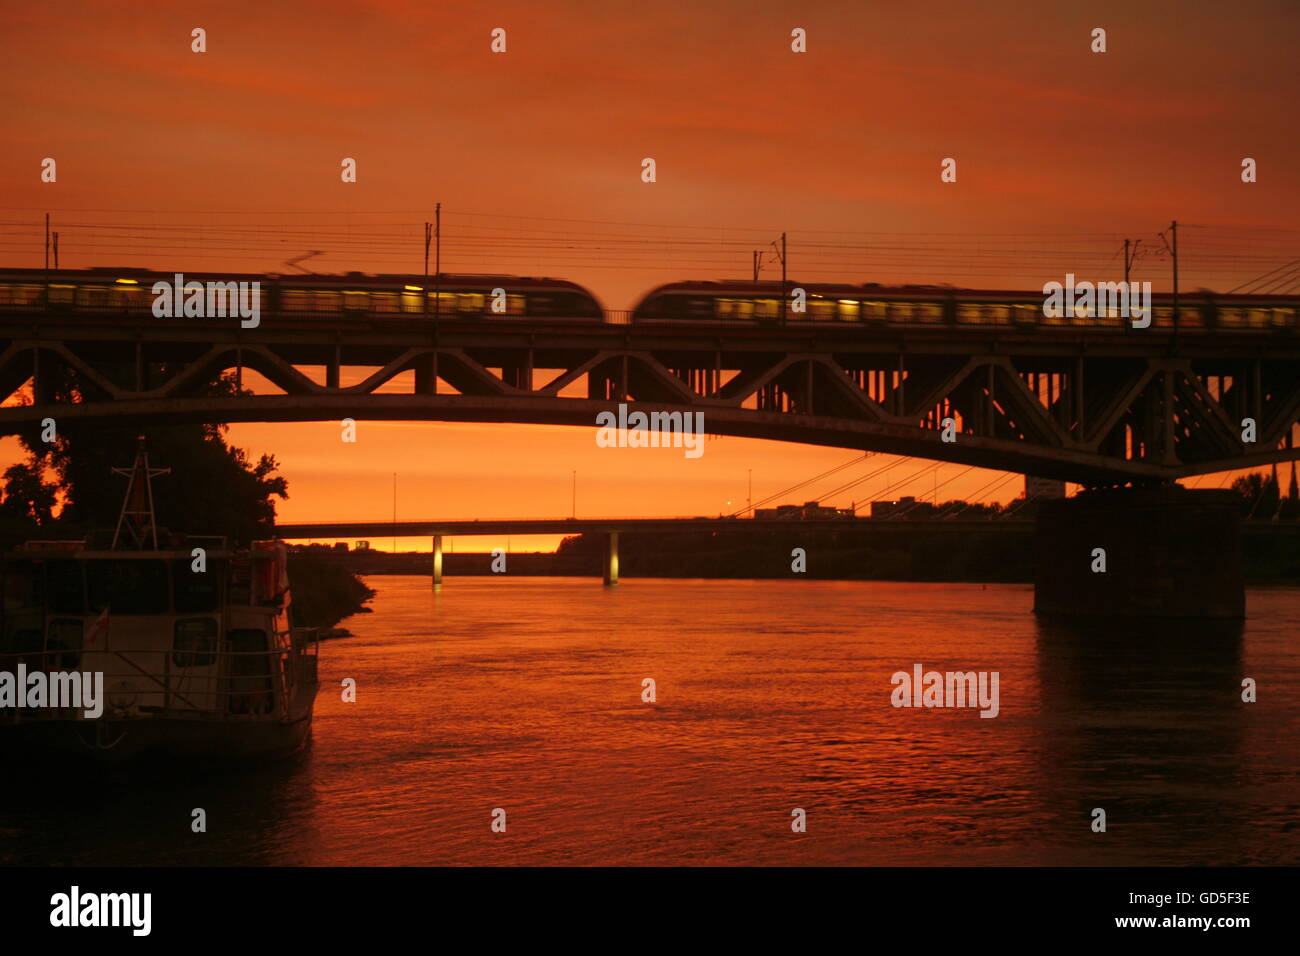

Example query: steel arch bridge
[2,309,1299,485]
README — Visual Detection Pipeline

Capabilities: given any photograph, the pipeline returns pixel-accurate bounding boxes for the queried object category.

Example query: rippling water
[3,576,1297,866]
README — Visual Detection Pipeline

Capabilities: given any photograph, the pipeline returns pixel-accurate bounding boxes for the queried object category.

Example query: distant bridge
[277,513,1299,588]
[275,515,1034,538]
[3,307,1300,483]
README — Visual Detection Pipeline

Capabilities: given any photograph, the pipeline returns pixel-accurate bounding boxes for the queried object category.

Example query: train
[628,279,1300,331]
[0,268,1296,332]
[0,268,605,321]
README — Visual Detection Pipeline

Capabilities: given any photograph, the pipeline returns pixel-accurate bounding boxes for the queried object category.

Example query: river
[2,576,1296,866]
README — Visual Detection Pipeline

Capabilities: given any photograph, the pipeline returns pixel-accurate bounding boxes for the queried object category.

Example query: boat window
[227,628,274,715]
[173,559,219,613]
[2,627,43,656]
[3,563,41,612]
[173,618,217,667]
[86,560,170,614]
[46,560,84,614]
[47,618,82,669]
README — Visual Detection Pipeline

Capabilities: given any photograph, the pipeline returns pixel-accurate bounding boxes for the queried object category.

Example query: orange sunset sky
[2,1,1298,550]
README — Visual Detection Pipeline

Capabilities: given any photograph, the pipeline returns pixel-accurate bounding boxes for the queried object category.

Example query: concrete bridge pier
[431,534,443,588]
[1033,487,1244,619]
[604,532,619,586]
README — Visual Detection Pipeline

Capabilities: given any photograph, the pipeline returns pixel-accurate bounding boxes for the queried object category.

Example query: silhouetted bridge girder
[3,312,1300,484]
[278,516,1032,538]
[275,516,1300,540]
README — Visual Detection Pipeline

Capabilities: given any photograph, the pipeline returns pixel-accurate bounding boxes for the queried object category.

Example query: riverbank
[287,554,375,628]
[293,527,1300,584]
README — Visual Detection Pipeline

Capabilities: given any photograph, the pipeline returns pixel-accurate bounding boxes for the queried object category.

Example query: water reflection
[1032,616,1248,865]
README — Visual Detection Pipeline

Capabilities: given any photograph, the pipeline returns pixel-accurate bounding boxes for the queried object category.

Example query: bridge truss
[2,311,1298,484]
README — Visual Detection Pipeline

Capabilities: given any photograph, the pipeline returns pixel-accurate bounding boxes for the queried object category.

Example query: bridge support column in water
[1033,487,1244,619]
[431,534,443,588]
[604,532,619,586]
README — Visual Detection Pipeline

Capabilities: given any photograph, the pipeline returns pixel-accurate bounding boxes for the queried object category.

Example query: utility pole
[52,231,59,269]
[434,203,442,320]
[753,250,759,283]
[44,213,49,271]
[424,222,431,276]
[781,232,788,325]
[748,468,752,517]
[1170,219,1179,347]
[1123,238,1141,285]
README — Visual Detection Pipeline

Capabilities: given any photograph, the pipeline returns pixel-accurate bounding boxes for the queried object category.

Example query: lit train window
[109,286,144,309]
[75,285,113,307]
[890,302,913,322]
[861,300,888,321]
[916,302,943,323]
[312,291,341,311]
[281,290,311,311]
[48,284,74,305]
[371,293,398,313]
[1011,303,1038,324]
[507,294,526,315]
[1245,308,1271,327]
[1268,307,1293,328]
[731,299,754,319]
[400,290,423,313]
[0,284,44,307]
[1218,308,1246,327]
[683,297,713,317]
[957,303,983,323]
[342,291,368,311]
[1153,307,1173,326]
[457,293,485,313]
[836,300,860,321]
[755,299,779,320]
[808,299,833,321]
[426,291,456,313]
[988,304,1011,323]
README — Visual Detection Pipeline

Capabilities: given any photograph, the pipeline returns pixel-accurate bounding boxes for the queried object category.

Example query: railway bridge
[1,307,1299,484]
[2,302,1297,618]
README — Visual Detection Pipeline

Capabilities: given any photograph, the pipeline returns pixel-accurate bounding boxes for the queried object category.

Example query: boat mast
[111,435,171,549]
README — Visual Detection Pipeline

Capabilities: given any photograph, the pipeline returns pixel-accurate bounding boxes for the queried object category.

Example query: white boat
[0,439,319,762]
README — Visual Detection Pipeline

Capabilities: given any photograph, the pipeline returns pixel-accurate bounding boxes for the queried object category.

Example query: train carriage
[628,279,1300,332]
[0,268,606,323]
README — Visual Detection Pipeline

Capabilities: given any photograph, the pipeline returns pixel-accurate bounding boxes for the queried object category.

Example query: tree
[6,370,288,544]
[1231,471,1279,517]
[0,456,58,524]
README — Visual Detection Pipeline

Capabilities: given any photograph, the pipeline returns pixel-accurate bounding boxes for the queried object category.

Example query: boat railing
[0,635,318,723]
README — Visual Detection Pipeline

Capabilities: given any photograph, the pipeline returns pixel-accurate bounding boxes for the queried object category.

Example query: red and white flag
[87,606,109,645]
